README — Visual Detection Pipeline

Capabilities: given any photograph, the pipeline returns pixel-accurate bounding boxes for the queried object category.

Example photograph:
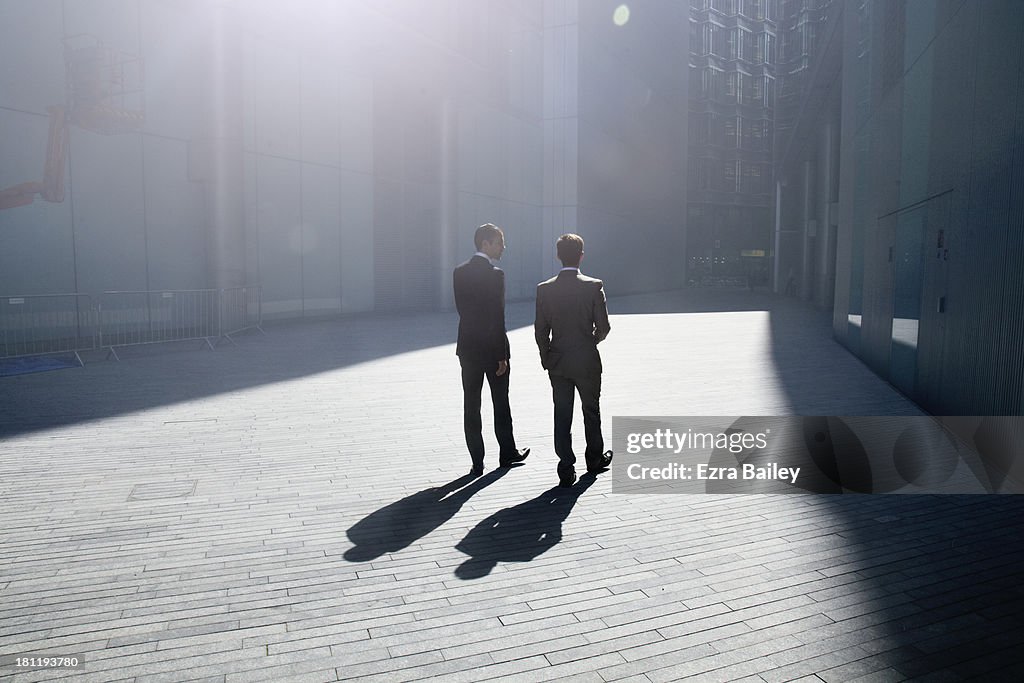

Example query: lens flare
[613,4,630,26]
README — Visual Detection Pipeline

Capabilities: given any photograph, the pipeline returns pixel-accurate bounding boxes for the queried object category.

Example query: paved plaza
[1,288,1022,682]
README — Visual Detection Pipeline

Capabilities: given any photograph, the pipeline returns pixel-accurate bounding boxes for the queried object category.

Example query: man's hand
[496,359,508,376]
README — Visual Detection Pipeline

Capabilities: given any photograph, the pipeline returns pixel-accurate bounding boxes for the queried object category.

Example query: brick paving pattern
[1,289,1022,682]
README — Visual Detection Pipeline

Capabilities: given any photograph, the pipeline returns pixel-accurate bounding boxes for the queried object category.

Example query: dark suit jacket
[454,255,511,364]
[534,269,610,378]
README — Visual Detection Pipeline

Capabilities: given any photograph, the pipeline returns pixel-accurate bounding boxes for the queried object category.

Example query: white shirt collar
[474,251,495,265]
[559,267,579,272]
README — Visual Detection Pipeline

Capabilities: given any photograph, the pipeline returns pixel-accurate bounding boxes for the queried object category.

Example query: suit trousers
[550,372,604,474]
[461,359,517,469]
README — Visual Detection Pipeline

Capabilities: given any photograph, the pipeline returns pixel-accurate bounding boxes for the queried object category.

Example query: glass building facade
[687,0,777,285]
[776,0,1024,415]
[0,1,689,316]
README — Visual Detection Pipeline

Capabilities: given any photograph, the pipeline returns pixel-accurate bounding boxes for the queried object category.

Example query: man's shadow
[454,472,597,580]
[344,468,510,562]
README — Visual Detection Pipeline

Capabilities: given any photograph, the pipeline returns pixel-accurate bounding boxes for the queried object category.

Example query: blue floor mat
[0,355,81,377]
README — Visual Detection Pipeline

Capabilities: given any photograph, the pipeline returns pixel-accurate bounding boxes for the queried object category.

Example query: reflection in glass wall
[846,131,868,352]
[890,207,924,395]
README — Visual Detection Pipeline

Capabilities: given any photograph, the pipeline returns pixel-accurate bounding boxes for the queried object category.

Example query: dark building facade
[777,0,1024,415]
[773,0,838,304]
[687,0,777,284]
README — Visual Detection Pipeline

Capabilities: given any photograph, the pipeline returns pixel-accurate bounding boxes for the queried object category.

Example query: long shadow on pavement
[0,307,535,439]
[453,472,598,580]
[344,467,510,562]
[0,287,848,440]
[801,494,1024,679]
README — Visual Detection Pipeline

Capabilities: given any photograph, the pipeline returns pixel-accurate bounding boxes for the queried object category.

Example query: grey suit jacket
[534,269,611,378]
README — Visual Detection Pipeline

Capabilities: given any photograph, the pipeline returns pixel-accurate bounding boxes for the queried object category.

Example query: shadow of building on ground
[0,287,847,439]
[0,307,533,439]
[453,472,598,580]
[800,493,1024,679]
[343,468,510,562]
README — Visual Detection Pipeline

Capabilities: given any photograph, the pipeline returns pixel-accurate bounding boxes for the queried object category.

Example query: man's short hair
[474,223,504,250]
[556,233,584,267]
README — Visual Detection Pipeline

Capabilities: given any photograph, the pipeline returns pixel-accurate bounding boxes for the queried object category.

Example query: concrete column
[773,179,783,292]
[815,121,839,309]
[203,1,246,292]
[801,159,815,300]
[438,96,457,309]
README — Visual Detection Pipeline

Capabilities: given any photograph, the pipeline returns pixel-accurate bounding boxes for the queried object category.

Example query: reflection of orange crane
[0,106,68,210]
[0,34,143,211]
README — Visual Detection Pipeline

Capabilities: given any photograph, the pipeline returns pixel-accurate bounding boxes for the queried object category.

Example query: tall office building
[687,0,777,284]
[775,0,1024,415]
[773,0,836,151]
[0,1,688,318]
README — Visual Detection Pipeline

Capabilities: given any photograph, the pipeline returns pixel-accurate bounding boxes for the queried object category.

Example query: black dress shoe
[499,447,530,467]
[587,450,613,474]
[469,466,484,478]
[558,470,577,488]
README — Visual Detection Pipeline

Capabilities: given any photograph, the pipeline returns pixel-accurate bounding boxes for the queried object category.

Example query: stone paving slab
[1,288,1022,682]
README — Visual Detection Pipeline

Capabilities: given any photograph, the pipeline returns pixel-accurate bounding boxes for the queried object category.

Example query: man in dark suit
[454,224,530,477]
[534,233,614,487]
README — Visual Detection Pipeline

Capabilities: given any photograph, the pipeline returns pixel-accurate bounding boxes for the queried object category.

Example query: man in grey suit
[534,233,614,487]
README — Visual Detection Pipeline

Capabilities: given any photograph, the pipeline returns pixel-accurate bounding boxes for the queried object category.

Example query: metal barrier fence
[98,289,220,360]
[1,287,264,364]
[219,285,264,343]
[0,294,98,365]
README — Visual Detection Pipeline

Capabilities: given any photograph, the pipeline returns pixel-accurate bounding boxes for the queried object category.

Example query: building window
[712,24,731,58]
[740,117,752,150]
[744,0,766,21]
[697,158,712,190]
[740,162,769,194]
[726,72,737,101]
[704,67,724,98]
[740,29,756,62]
[749,119,772,151]
[740,162,752,193]
[723,117,737,147]
[725,160,738,193]
[757,33,774,64]
[712,0,737,16]
[691,113,710,145]
[804,23,817,56]
[739,73,751,105]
